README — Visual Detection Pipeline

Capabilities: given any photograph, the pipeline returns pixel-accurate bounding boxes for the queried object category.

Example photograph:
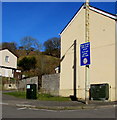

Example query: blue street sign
[80,42,90,66]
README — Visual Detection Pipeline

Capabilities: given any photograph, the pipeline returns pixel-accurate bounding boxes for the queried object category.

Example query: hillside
[17,50,60,78]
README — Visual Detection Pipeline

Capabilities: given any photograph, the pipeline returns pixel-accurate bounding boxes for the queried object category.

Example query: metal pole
[74,40,77,99]
[85,0,90,104]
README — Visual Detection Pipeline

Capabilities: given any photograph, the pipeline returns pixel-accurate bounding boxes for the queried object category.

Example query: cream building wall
[0,49,17,78]
[60,6,116,101]
[115,21,117,101]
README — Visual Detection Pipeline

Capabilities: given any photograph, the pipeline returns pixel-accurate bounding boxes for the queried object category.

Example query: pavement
[2,92,117,110]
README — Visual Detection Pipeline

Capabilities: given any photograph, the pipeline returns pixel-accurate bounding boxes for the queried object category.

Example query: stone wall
[18,76,38,90]
[42,73,60,96]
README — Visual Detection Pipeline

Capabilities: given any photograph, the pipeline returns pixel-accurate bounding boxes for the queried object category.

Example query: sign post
[84,0,90,104]
[80,0,90,104]
[80,42,90,105]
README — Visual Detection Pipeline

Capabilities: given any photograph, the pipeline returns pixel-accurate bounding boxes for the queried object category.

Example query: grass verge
[4,91,71,101]
[4,91,26,99]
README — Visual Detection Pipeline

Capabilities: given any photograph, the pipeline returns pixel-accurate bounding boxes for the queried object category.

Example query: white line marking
[17,107,27,110]
[40,109,57,112]
[35,109,57,112]
[28,108,57,112]
[29,108,39,111]
[0,102,8,105]
[113,105,117,107]
[59,110,80,112]
[16,104,35,108]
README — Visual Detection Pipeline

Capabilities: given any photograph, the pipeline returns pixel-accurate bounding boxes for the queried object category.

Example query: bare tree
[44,37,60,58]
[20,36,42,55]
[0,42,17,54]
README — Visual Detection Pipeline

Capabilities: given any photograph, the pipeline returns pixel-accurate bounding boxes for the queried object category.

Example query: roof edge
[89,5,117,20]
[0,48,18,58]
[60,3,84,35]
[60,3,117,35]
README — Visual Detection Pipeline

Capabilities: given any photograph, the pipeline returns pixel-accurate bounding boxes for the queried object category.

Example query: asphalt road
[2,104,116,118]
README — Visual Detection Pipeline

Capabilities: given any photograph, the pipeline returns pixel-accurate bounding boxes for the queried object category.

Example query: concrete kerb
[2,93,116,110]
[3,101,116,110]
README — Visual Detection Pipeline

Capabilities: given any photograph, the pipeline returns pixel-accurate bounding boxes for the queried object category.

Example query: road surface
[2,104,116,118]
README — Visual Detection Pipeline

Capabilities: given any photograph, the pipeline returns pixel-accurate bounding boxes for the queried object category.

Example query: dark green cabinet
[26,84,37,99]
[90,83,109,100]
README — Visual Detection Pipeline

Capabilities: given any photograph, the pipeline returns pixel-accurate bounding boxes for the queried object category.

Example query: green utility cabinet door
[26,84,37,99]
[90,83,109,100]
